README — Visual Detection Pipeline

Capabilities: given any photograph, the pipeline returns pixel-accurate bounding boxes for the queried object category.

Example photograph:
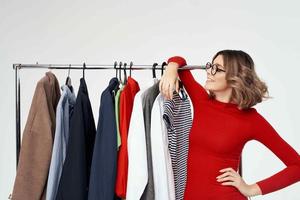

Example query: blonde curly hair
[209,50,271,110]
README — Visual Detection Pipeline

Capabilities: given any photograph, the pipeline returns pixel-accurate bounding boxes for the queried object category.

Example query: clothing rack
[13,62,242,177]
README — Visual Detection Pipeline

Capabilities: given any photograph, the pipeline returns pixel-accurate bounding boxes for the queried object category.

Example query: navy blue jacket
[56,78,96,200]
[88,77,119,200]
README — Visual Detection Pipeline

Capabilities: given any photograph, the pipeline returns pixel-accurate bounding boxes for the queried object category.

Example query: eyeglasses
[205,62,226,75]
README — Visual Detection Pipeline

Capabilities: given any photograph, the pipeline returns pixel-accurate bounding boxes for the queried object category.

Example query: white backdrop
[0,0,299,199]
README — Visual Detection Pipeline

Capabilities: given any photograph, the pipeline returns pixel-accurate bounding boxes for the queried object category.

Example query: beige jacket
[11,72,60,200]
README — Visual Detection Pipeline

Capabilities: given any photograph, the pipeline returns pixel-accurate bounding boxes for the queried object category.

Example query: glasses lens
[211,64,217,75]
[206,62,211,70]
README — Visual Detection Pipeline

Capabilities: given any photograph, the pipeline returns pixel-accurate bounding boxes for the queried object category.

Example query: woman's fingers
[217,171,233,179]
[221,181,235,186]
[175,79,179,93]
[168,83,173,100]
[159,79,163,92]
[217,168,239,183]
[218,176,236,182]
[160,77,168,99]
[216,171,238,187]
[159,68,179,100]
[216,167,254,197]
[163,83,170,99]
[219,168,235,173]
[159,77,170,100]
[216,167,243,188]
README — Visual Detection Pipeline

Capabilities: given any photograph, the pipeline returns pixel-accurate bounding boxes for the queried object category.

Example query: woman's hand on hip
[216,167,262,197]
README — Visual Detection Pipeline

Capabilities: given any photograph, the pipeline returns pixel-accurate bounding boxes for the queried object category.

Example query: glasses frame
[205,62,226,75]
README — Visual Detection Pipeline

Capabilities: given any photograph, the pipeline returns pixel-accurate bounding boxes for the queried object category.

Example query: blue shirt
[46,85,76,200]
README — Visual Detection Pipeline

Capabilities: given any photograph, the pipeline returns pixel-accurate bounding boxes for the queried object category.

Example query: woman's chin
[204,84,212,90]
[204,85,218,93]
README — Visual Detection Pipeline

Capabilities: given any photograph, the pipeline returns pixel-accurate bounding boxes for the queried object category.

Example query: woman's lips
[206,78,214,82]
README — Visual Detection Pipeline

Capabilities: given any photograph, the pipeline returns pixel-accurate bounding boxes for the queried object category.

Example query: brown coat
[12,72,61,200]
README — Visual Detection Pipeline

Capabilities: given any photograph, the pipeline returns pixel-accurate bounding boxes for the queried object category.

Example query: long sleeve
[151,94,176,200]
[56,79,96,200]
[88,78,119,200]
[167,56,208,104]
[12,72,60,200]
[251,111,300,195]
[126,91,148,200]
[46,86,76,200]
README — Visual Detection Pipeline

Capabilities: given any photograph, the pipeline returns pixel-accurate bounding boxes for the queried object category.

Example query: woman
[159,50,300,199]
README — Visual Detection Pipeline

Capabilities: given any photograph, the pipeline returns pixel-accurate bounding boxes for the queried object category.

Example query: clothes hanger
[114,61,118,79]
[161,61,167,77]
[119,62,122,84]
[129,61,133,77]
[112,61,120,95]
[123,62,128,84]
[65,64,73,92]
[118,62,123,85]
[178,80,188,100]
[82,62,86,79]
[152,63,158,79]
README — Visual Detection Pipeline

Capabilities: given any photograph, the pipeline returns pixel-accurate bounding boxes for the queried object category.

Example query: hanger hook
[119,62,122,83]
[114,61,118,78]
[129,61,133,77]
[152,63,158,78]
[161,62,167,76]
[83,62,86,79]
[124,62,127,84]
[68,64,71,77]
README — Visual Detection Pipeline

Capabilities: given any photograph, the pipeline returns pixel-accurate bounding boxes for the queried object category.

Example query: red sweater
[115,77,140,198]
[167,56,300,199]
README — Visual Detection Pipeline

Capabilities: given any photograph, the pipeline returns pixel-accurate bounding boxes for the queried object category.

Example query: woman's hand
[159,62,180,100]
[216,167,262,197]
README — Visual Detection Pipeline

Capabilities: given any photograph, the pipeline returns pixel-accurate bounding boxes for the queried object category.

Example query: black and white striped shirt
[163,90,192,200]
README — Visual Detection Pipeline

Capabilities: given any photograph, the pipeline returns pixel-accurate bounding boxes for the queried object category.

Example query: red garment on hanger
[115,77,140,198]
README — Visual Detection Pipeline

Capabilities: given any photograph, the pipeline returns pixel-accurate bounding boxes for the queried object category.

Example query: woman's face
[204,55,229,92]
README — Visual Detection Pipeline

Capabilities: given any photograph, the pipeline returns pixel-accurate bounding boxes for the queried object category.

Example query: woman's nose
[206,69,212,76]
